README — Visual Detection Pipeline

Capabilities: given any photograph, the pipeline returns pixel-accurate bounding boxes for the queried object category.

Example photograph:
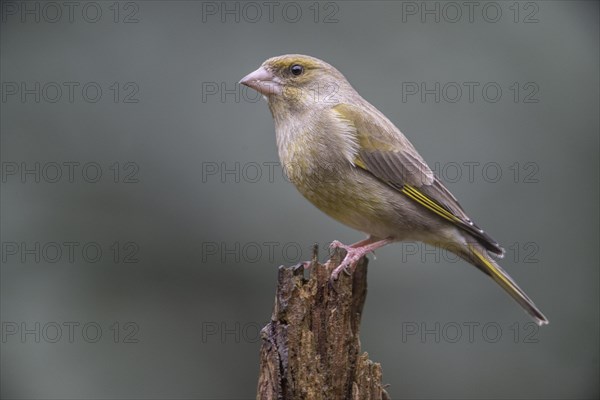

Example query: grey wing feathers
[359,150,504,256]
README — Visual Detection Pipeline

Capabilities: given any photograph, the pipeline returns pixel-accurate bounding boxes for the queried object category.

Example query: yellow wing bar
[401,184,462,224]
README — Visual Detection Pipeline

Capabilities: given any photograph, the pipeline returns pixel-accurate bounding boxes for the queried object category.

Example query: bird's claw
[329,240,348,252]
[329,259,357,286]
[328,240,359,285]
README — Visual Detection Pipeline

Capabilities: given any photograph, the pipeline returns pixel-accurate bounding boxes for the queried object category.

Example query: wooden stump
[257,246,390,400]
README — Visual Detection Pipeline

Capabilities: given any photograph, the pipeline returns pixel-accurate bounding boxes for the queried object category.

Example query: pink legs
[329,236,394,281]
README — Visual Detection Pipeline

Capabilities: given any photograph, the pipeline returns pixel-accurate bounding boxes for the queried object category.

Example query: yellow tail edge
[468,244,549,326]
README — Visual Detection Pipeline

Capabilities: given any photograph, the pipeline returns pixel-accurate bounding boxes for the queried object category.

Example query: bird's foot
[329,240,367,281]
[329,237,394,283]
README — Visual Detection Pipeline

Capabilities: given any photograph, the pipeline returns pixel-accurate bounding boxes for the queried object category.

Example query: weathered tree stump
[257,246,390,400]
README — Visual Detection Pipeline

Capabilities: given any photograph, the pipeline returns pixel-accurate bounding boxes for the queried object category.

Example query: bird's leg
[349,237,380,248]
[329,237,394,281]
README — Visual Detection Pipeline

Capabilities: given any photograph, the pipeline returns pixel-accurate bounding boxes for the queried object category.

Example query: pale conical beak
[239,67,282,96]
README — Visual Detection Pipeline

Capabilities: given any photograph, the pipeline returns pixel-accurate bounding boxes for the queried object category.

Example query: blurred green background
[1,1,598,399]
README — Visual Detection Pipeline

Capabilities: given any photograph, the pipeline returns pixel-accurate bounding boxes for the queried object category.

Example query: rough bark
[257,245,390,400]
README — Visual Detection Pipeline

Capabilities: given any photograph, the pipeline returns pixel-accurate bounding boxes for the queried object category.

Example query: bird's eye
[290,64,304,76]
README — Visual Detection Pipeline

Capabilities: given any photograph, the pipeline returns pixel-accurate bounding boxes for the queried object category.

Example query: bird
[239,54,548,326]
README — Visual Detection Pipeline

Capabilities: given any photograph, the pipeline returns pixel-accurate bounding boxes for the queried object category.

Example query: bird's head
[239,54,353,113]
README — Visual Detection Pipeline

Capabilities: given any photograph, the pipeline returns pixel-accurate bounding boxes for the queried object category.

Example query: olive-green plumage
[240,54,548,325]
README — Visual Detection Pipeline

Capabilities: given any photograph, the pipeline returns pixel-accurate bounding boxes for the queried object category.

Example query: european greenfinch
[240,54,548,326]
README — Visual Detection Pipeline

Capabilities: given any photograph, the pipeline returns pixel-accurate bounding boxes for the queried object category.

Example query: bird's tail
[459,242,549,326]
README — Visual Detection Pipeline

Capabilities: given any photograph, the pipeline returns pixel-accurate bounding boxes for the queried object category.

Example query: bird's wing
[332,103,504,255]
